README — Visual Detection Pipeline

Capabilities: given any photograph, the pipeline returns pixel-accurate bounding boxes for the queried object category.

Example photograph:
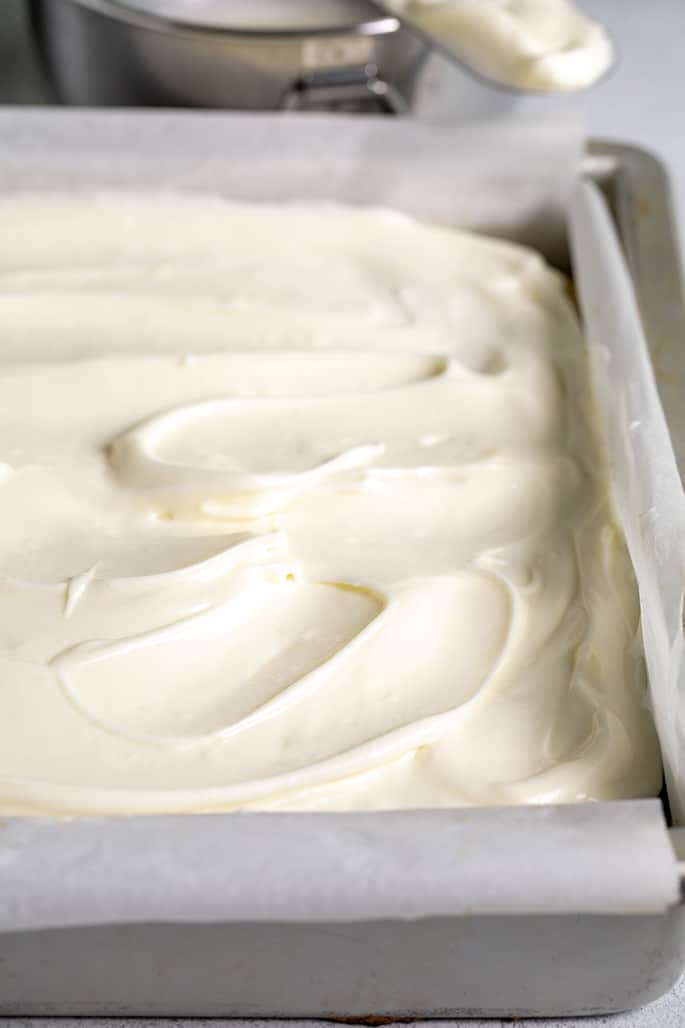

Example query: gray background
[1,0,684,1024]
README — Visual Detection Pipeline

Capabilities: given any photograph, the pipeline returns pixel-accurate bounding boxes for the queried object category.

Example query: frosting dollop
[0,192,660,815]
[385,0,614,91]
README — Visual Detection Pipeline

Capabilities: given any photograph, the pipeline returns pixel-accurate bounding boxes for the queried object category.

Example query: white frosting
[0,192,660,816]
[385,0,614,91]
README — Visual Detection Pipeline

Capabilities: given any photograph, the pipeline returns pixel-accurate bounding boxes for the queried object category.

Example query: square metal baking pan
[0,111,684,1019]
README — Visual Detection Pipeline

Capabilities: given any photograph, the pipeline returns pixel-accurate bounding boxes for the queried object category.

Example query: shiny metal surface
[30,0,427,109]
[107,0,396,32]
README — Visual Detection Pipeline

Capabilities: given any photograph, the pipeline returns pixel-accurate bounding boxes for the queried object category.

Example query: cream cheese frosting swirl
[0,192,660,815]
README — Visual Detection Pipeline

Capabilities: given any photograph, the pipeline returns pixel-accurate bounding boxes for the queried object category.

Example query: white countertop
[0,0,684,1025]
[8,989,685,1028]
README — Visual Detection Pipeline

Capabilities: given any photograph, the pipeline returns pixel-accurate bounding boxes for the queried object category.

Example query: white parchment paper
[570,180,685,823]
[0,107,580,265]
[0,110,680,931]
[0,801,677,931]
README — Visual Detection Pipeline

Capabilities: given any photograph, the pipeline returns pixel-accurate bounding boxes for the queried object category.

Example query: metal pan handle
[281,66,408,114]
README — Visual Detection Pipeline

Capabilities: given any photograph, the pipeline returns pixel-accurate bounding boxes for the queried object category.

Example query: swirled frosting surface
[0,192,660,815]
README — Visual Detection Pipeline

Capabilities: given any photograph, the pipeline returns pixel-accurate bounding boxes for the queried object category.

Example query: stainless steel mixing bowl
[29,0,429,110]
